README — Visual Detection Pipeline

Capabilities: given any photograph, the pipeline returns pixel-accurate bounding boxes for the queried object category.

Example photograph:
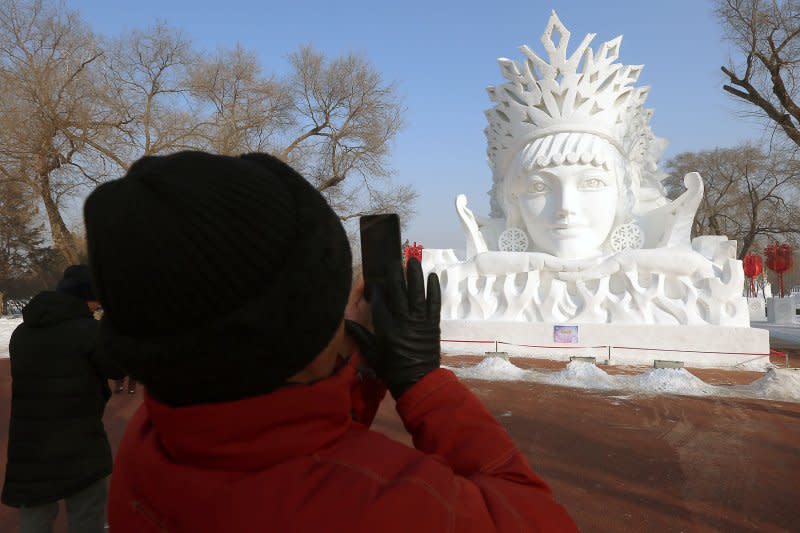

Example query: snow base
[441,320,772,371]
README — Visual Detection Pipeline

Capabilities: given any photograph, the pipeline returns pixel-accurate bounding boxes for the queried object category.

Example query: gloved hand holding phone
[346,257,441,399]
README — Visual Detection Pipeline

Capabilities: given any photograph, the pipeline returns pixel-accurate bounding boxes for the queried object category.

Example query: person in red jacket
[83,151,577,532]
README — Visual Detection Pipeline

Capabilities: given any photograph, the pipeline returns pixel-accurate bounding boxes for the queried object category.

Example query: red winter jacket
[108,356,577,532]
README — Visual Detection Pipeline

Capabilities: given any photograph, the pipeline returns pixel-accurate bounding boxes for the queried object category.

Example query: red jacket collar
[143,362,358,471]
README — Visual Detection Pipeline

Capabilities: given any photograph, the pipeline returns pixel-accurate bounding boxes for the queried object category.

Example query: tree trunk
[38,175,80,267]
[738,231,757,260]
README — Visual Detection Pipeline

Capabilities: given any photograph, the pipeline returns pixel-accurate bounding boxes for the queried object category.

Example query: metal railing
[2,298,30,316]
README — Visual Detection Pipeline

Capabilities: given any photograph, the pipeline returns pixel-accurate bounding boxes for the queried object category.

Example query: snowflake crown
[485,11,664,187]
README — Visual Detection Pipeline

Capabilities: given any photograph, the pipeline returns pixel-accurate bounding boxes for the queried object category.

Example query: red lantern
[779,244,794,269]
[404,241,424,263]
[743,253,763,297]
[765,243,793,297]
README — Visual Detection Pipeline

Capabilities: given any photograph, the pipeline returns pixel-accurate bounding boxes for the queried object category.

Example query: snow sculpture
[424,12,750,328]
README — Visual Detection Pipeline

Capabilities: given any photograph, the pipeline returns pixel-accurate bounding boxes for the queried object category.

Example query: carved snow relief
[423,12,750,328]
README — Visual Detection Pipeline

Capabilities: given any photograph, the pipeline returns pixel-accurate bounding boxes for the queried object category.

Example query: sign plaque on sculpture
[553,325,579,344]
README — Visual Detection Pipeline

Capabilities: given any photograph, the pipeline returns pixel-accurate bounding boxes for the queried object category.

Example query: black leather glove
[346,258,441,399]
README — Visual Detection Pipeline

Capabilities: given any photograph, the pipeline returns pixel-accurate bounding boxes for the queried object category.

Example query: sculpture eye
[581,177,607,190]
[527,180,549,194]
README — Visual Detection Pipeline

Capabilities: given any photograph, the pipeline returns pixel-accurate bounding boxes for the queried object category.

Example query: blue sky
[69,0,761,248]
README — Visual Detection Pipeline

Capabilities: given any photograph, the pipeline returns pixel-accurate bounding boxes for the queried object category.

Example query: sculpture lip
[551,223,588,231]
[550,223,588,238]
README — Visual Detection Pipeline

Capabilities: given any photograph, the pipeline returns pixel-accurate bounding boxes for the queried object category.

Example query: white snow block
[748,298,766,321]
[767,297,796,325]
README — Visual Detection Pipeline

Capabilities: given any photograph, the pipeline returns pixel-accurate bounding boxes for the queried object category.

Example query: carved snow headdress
[485,11,666,193]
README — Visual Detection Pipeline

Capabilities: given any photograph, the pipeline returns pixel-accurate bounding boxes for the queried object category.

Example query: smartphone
[359,214,402,301]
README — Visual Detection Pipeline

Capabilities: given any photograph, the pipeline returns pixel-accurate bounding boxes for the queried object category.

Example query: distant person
[2,265,125,533]
[84,151,577,532]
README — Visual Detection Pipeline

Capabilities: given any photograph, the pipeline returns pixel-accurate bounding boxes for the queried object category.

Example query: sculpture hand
[456,194,489,257]
[352,258,442,399]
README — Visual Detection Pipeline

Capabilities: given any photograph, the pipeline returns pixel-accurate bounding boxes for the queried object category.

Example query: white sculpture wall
[424,233,748,326]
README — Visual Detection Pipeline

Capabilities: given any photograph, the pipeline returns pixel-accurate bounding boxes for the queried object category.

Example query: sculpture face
[515,162,618,259]
[485,12,671,257]
[502,133,626,259]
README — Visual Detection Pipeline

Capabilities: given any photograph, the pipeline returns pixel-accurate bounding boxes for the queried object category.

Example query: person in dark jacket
[83,151,578,532]
[2,265,125,533]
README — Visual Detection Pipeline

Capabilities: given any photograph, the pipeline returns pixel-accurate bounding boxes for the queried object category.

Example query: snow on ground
[540,359,618,390]
[0,317,21,359]
[447,358,800,403]
[747,368,800,402]
[627,368,718,396]
[455,357,529,381]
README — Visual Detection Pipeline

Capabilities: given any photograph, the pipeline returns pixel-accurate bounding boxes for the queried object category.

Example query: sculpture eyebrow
[521,169,555,181]
[577,168,612,177]
[519,166,613,188]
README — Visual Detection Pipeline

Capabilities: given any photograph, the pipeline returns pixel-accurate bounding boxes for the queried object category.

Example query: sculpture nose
[557,188,578,217]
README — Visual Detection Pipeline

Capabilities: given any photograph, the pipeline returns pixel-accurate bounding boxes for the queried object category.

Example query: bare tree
[189,44,413,222]
[1,1,413,275]
[0,0,121,266]
[716,0,800,147]
[189,44,293,155]
[664,143,800,257]
[103,22,202,165]
[280,46,414,223]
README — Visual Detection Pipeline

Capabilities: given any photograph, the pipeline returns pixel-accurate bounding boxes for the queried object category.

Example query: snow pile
[627,368,717,397]
[451,358,800,403]
[455,361,718,397]
[453,357,530,381]
[0,317,22,359]
[747,369,800,402]
[731,357,776,372]
[540,361,617,390]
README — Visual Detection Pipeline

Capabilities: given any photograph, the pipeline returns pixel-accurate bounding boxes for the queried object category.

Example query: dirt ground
[1,357,798,533]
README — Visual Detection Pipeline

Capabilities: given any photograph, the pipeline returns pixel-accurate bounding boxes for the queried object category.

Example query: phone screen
[359,214,402,301]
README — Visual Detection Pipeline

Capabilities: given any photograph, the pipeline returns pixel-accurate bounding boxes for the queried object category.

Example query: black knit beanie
[56,264,96,301]
[83,151,352,406]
